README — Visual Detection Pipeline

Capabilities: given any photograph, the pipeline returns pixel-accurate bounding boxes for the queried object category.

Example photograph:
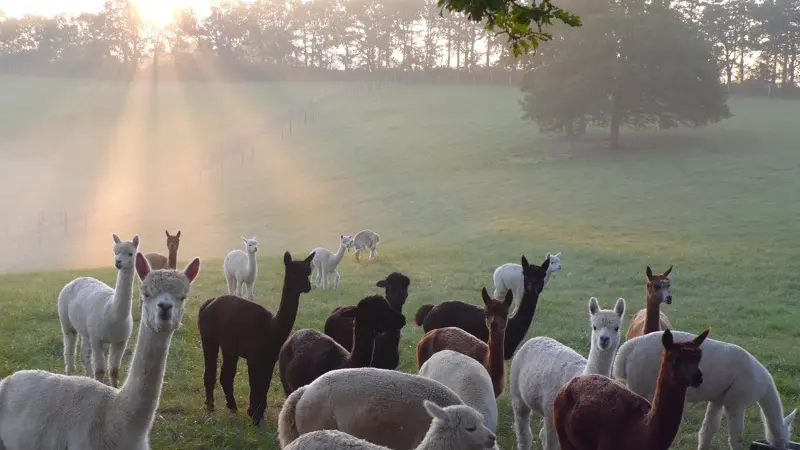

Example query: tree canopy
[521,0,733,148]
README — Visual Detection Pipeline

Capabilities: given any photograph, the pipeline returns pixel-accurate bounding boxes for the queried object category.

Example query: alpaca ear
[183,257,201,283]
[135,253,150,281]
[165,230,170,238]
[521,255,529,269]
[504,289,514,307]
[241,236,247,244]
[284,251,292,266]
[646,266,654,280]
[541,257,550,271]
[554,252,561,257]
[693,328,710,346]
[663,265,673,277]
[481,287,492,307]
[131,235,139,247]
[615,298,626,317]
[376,279,387,288]
[661,329,674,350]
[545,252,551,259]
[113,233,121,244]
[423,400,451,425]
[304,251,315,264]
[588,297,599,315]
[176,230,181,238]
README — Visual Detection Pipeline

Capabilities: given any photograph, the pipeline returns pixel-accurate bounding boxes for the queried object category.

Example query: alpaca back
[493,263,522,299]
[418,327,488,368]
[0,370,115,449]
[224,250,251,280]
[58,277,122,338]
[279,329,350,395]
[419,350,498,432]
[288,367,462,450]
[353,230,378,250]
[310,247,335,268]
[510,336,587,418]
[284,429,391,450]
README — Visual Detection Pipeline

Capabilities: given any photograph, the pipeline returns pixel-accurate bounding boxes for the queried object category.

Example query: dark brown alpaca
[416,287,512,397]
[278,294,406,395]
[197,250,314,425]
[144,230,181,270]
[626,265,673,340]
[552,328,709,450]
[323,272,411,369]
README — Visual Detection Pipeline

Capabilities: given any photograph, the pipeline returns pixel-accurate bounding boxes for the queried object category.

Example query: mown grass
[0,81,799,449]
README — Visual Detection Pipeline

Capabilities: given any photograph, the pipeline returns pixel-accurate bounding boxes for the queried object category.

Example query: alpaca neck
[344,323,376,368]
[331,244,347,265]
[486,325,506,397]
[644,290,661,334]
[644,357,689,447]
[112,322,173,437]
[760,380,790,444]
[582,340,616,377]
[543,269,553,287]
[504,289,541,357]
[111,267,135,319]
[273,276,301,347]
[247,251,258,278]
[167,248,177,270]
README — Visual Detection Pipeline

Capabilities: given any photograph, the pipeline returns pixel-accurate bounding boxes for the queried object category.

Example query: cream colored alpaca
[346,229,380,262]
[310,234,353,290]
[223,236,258,300]
[58,234,139,387]
[0,253,201,450]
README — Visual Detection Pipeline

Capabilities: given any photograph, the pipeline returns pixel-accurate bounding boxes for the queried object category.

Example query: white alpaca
[613,330,797,450]
[493,252,561,302]
[223,236,258,300]
[0,252,201,450]
[310,234,353,290]
[58,234,139,387]
[283,399,496,450]
[509,296,625,450]
[278,367,468,450]
[419,350,499,447]
[346,229,380,262]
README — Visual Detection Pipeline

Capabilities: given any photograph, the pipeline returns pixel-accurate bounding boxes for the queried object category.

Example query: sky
[0,0,218,26]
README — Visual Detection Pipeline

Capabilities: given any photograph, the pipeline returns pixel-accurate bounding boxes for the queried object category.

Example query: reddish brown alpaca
[278,294,406,395]
[197,250,314,426]
[552,328,710,450]
[626,265,673,340]
[144,230,181,270]
[416,287,512,398]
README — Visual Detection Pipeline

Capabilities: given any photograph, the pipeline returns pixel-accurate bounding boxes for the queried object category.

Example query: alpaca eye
[180,296,187,302]
[128,253,133,257]
[614,327,619,332]
[592,326,597,331]
[465,426,476,432]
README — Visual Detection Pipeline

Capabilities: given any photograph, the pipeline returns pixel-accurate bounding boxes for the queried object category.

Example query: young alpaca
[416,287,512,398]
[223,236,259,301]
[283,400,496,450]
[346,229,380,262]
[277,367,466,450]
[144,230,181,270]
[509,296,626,450]
[324,272,411,368]
[278,294,407,395]
[613,330,797,450]
[415,256,550,360]
[626,265,673,340]
[58,233,139,387]
[310,234,353,290]
[492,251,562,302]
[419,349,499,435]
[0,252,201,450]
[198,251,314,426]
[553,328,709,450]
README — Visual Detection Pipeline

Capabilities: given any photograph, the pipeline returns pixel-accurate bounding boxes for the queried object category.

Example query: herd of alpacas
[0,228,796,450]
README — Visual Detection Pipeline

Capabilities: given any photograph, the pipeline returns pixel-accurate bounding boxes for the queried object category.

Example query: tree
[521,2,732,148]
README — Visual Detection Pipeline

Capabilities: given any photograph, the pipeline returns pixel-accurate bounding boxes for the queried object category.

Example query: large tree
[521,1,731,148]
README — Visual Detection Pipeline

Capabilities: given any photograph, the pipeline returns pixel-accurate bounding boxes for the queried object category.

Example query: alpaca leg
[245,282,254,301]
[90,338,107,383]
[220,351,239,412]
[321,270,329,290]
[332,270,341,290]
[355,249,361,262]
[246,362,267,425]
[225,275,236,295]
[201,337,219,410]
[724,406,746,450]
[314,266,322,288]
[107,340,127,388]
[62,330,77,375]
[80,335,93,377]
[511,396,533,450]
[540,417,560,450]
[698,401,724,450]
[369,246,376,260]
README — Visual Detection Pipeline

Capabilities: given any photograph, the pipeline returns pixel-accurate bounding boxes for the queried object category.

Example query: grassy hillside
[0,79,798,449]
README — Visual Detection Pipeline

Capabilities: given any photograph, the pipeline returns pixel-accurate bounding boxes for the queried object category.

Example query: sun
[133,0,182,30]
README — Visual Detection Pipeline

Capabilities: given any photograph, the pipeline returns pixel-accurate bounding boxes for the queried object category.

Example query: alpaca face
[284,251,315,293]
[112,234,139,270]
[376,272,411,311]
[136,253,201,332]
[242,236,259,254]
[345,295,407,334]
[588,297,625,351]
[424,400,497,449]
[662,328,708,388]
[521,255,550,295]
[343,235,355,252]
[166,230,181,252]
[547,252,562,272]
[481,287,512,332]
[339,234,354,249]
[646,265,673,304]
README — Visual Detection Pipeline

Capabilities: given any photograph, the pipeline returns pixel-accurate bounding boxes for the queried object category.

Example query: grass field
[0,78,799,449]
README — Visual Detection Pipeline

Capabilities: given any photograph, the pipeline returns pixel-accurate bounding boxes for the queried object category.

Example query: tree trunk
[609,92,622,149]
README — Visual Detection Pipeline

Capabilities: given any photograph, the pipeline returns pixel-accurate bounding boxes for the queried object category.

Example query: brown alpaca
[278,294,406,395]
[416,287,512,398]
[552,328,710,450]
[197,250,314,426]
[144,230,181,270]
[626,265,673,340]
